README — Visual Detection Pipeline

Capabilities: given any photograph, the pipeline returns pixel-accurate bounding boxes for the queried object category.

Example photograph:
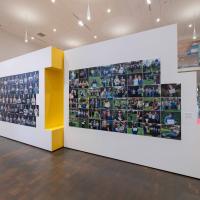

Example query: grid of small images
[0,71,39,127]
[69,59,181,140]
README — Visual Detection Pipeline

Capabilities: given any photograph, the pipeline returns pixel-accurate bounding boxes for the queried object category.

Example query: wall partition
[64,25,200,179]
[0,47,64,151]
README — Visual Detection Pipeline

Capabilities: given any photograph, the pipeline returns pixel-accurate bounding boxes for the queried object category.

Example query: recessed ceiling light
[53,28,57,32]
[51,0,56,3]
[146,0,151,5]
[94,35,97,39]
[78,20,84,27]
[31,36,35,40]
[156,18,160,23]
[107,8,111,13]
[188,24,193,28]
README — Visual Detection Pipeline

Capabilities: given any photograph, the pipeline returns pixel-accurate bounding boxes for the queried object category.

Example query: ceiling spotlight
[188,24,193,28]
[146,0,151,5]
[156,18,160,23]
[51,0,56,3]
[87,1,91,21]
[53,28,57,32]
[24,31,28,43]
[193,25,197,40]
[78,20,84,27]
[107,8,111,13]
[94,35,97,39]
[31,36,35,40]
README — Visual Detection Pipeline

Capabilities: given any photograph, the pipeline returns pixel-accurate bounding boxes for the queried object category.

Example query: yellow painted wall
[45,48,64,151]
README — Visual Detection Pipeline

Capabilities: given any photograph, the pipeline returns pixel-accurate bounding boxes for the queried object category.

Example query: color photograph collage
[0,71,39,128]
[69,59,181,140]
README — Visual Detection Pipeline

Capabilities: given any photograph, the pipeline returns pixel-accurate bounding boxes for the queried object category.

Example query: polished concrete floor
[0,137,200,200]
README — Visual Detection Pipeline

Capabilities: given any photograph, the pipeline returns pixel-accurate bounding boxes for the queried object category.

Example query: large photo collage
[0,71,39,127]
[69,59,181,140]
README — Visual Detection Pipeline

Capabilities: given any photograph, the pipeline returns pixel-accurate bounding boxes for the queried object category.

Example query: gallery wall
[64,24,200,178]
[0,47,53,150]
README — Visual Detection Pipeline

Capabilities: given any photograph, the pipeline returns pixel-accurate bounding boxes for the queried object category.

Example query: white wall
[64,25,200,179]
[0,30,41,62]
[0,47,53,151]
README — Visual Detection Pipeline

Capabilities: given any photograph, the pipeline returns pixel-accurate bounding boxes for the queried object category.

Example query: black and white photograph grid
[69,59,181,140]
[0,71,39,128]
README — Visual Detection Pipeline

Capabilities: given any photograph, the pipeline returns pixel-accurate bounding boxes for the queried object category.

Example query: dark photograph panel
[143,111,160,124]
[101,76,113,87]
[111,63,127,75]
[89,98,101,109]
[161,84,181,97]
[127,110,143,123]
[79,69,88,79]
[101,98,113,109]
[89,67,101,77]
[79,79,89,89]
[0,71,39,127]
[161,125,181,140]
[161,97,181,112]
[101,109,113,121]
[89,119,101,130]
[100,87,113,99]
[127,122,144,135]
[161,111,181,125]
[113,75,127,87]
[143,85,161,97]
[113,110,127,121]
[113,86,128,98]
[112,120,127,133]
[143,123,161,137]
[127,60,143,74]
[128,97,143,110]
[89,109,101,120]
[143,59,160,73]
[101,120,112,131]
[79,118,89,129]
[68,59,182,141]
[128,86,143,97]
[69,70,79,80]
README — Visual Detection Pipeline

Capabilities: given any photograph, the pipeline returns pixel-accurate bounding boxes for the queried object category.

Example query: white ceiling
[0,0,199,50]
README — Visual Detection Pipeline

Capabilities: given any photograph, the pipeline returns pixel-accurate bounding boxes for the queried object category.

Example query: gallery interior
[0,0,200,199]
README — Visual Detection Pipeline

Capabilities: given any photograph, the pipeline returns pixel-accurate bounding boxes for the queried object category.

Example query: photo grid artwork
[0,71,39,128]
[69,59,181,140]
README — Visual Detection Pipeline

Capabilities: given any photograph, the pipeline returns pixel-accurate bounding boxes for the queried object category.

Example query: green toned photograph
[143,97,161,111]
[113,98,127,109]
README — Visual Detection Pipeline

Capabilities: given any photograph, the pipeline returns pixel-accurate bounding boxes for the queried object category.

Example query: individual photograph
[127,122,144,135]
[161,97,181,111]
[127,74,143,86]
[161,111,181,125]
[128,61,143,74]
[143,97,161,111]
[128,86,143,97]
[113,98,127,109]
[127,110,143,122]
[143,85,161,97]
[143,72,160,85]
[128,97,143,110]
[161,84,181,97]
[161,125,181,140]
[112,120,127,133]
[143,59,160,73]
